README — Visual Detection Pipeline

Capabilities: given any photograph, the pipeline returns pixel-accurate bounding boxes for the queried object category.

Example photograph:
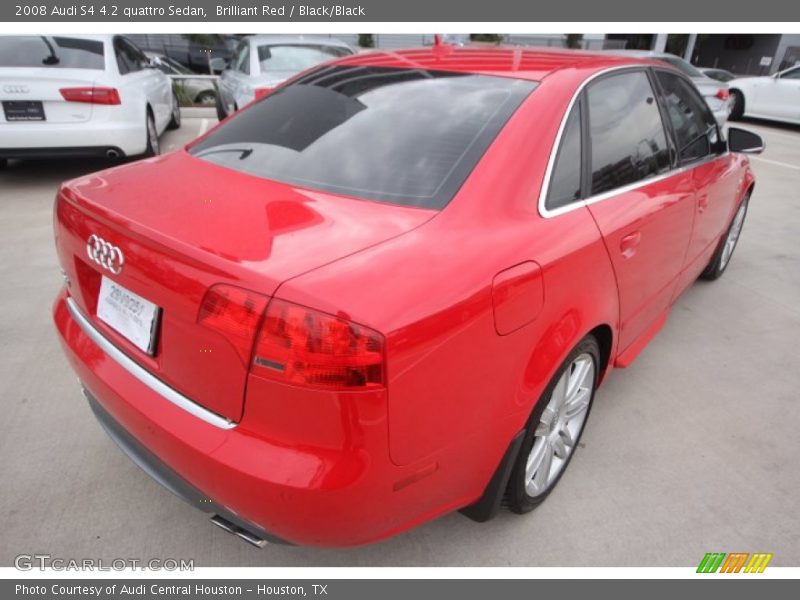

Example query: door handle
[620,231,642,259]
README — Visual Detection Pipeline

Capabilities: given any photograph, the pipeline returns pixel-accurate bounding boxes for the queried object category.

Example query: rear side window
[587,71,671,196]
[545,102,582,210]
[190,66,536,209]
[654,70,718,163]
[114,38,146,74]
[0,36,104,69]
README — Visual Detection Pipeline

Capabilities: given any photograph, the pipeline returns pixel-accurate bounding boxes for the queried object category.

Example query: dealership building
[128,33,800,76]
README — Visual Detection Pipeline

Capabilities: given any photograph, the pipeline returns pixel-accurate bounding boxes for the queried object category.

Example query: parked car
[607,50,732,125]
[145,51,217,106]
[0,35,179,167]
[53,47,762,547]
[728,65,800,125]
[699,67,737,83]
[127,34,241,74]
[216,35,355,120]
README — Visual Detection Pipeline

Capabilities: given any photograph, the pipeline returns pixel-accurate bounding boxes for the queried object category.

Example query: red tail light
[252,298,385,390]
[254,87,273,100]
[198,285,269,366]
[60,87,121,105]
[716,88,730,101]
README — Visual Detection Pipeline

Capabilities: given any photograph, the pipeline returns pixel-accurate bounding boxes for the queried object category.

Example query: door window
[779,67,800,79]
[587,71,671,196]
[545,102,583,210]
[234,42,250,74]
[654,70,718,163]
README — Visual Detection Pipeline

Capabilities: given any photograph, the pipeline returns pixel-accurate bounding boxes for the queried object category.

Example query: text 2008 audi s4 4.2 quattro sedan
[52,47,764,547]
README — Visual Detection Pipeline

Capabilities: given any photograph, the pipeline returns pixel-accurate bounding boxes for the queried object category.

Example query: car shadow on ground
[731,117,800,133]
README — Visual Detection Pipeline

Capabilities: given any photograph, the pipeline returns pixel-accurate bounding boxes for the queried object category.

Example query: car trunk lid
[54,150,434,422]
[0,68,97,124]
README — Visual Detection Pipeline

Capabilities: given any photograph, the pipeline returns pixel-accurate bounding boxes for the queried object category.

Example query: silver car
[608,50,732,125]
[216,35,355,120]
[145,51,218,106]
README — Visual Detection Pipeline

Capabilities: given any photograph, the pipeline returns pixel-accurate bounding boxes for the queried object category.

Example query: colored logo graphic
[697,552,773,573]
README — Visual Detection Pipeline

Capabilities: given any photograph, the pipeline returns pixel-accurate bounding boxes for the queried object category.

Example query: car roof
[246,35,352,48]
[332,46,655,81]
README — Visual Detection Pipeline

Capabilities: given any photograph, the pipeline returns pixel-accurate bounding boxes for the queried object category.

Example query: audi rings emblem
[86,234,124,275]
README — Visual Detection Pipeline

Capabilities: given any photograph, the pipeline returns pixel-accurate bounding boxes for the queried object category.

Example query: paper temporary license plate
[96,276,160,354]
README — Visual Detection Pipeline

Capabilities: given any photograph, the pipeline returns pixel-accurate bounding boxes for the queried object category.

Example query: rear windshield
[257,44,353,73]
[658,56,704,79]
[190,65,536,209]
[0,36,105,69]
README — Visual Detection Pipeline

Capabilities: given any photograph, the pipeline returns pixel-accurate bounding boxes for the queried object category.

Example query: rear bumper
[0,120,145,157]
[84,386,288,546]
[52,289,482,547]
[0,146,125,160]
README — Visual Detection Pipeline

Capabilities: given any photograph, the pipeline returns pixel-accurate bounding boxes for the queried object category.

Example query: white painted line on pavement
[750,156,800,171]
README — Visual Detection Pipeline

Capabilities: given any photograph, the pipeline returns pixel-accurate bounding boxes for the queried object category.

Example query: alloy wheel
[720,200,747,270]
[147,116,159,155]
[525,353,595,497]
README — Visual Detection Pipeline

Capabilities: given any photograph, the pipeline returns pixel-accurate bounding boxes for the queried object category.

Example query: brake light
[197,285,269,367]
[252,298,384,390]
[60,87,121,105]
[716,88,730,101]
[254,87,273,100]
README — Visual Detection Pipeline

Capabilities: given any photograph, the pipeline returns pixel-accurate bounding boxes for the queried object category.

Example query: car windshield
[658,56,705,79]
[190,65,536,209]
[0,36,104,69]
[257,44,352,73]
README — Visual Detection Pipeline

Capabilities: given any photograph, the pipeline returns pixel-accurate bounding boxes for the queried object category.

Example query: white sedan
[0,34,179,168]
[729,66,800,125]
[216,35,354,120]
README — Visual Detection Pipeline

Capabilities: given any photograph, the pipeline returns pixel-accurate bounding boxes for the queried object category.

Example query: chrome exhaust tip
[210,514,269,548]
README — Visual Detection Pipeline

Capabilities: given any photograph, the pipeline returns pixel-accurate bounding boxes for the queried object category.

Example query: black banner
[2,0,799,22]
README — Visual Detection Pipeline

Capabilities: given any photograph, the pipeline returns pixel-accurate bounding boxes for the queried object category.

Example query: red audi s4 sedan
[53,47,764,547]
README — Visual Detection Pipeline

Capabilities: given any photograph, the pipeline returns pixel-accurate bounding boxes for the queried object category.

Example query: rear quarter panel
[275,68,620,486]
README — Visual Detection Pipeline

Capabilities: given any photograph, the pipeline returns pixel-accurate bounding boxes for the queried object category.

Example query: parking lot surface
[1,117,798,567]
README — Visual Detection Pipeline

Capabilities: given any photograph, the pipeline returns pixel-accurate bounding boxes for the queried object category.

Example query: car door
[124,38,171,130]
[218,40,250,114]
[652,69,741,297]
[114,37,170,130]
[582,70,695,355]
[763,67,800,121]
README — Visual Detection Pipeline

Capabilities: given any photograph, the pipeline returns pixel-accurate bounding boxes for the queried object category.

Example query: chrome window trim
[537,65,728,219]
[66,297,236,430]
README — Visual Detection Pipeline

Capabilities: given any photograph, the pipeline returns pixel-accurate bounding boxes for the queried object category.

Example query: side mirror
[728,127,765,154]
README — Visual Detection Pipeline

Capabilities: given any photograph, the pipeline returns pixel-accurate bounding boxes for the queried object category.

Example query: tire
[729,90,745,121]
[167,94,181,130]
[0,158,7,170]
[142,111,159,157]
[506,335,600,513]
[196,90,216,106]
[215,94,227,122]
[700,194,750,281]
